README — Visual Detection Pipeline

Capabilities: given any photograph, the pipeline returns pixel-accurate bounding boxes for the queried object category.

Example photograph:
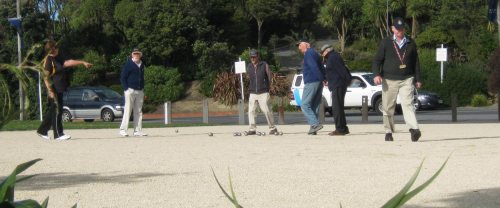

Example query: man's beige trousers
[120,88,144,132]
[248,92,276,131]
[382,77,419,133]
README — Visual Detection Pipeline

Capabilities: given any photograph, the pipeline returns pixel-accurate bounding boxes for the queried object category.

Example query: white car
[289,72,402,115]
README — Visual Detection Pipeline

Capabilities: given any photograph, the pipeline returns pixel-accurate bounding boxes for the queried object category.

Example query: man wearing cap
[246,49,279,135]
[119,48,147,137]
[320,44,352,136]
[372,17,422,142]
[297,40,325,135]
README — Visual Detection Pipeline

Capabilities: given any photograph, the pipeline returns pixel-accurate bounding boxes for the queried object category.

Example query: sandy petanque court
[1,123,500,207]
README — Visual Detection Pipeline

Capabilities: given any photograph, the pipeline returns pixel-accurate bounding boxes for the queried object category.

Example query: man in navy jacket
[320,44,351,136]
[119,48,147,137]
[297,40,325,135]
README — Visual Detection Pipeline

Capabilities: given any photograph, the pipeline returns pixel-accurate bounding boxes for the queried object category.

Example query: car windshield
[362,74,376,86]
[94,88,122,99]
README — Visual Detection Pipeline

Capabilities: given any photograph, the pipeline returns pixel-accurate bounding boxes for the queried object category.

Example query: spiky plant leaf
[0,159,42,202]
[211,167,243,208]
[40,197,49,208]
[397,156,450,206]
[12,199,41,208]
[381,159,424,208]
[71,203,78,208]
[228,168,240,206]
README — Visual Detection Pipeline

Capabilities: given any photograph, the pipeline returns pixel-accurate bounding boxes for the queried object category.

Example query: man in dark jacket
[119,48,147,137]
[37,40,93,141]
[372,17,422,142]
[320,44,352,136]
[246,49,278,135]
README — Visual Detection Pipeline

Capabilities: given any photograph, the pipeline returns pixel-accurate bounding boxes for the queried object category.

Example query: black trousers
[331,86,349,133]
[37,92,64,138]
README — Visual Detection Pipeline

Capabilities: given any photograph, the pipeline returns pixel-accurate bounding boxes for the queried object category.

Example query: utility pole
[16,0,25,120]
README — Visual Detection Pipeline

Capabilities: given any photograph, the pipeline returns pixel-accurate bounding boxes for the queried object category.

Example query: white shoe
[119,130,129,137]
[55,134,71,141]
[133,131,148,137]
[37,133,50,140]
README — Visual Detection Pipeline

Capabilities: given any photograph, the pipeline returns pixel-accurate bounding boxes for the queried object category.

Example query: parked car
[414,90,444,110]
[62,86,124,122]
[289,72,402,115]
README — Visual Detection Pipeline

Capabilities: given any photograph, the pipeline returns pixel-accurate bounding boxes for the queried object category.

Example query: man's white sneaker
[119,130,129,137]
[55,134,71,141]
[37,133,50,140]
[133,131,148,137]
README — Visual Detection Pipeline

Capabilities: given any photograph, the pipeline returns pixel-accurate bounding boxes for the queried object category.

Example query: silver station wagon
[62,86,125,122]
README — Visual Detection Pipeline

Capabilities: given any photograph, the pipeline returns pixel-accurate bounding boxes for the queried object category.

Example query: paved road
[143,106,499,125]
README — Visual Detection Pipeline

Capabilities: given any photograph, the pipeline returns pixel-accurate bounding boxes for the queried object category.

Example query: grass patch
[0,120,213,131]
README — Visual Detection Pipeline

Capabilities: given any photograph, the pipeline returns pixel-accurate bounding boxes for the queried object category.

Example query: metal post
[361,96,368,122]
[277,97,285,125]
[164,101,171,124]
[238,99,245,125]
[451,93,457,122]
[203,99,209,124]
[16,0,25,120]
[239,58,244,102]
[440,44,444,84]
[38,72,42,121]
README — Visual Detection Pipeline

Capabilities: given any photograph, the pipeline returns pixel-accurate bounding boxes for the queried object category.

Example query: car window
[66,89,82,101]
[82,90,98,101]
[362,74,375,86]
[95,88,122,99]
[349,78,364,88]
[294,75,303,87]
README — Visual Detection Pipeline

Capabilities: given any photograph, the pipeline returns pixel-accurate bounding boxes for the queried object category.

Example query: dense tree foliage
[1,0,498,117]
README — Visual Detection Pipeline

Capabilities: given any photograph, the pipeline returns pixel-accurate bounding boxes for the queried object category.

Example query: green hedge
[418,49,488,106]
[144,65,184,105]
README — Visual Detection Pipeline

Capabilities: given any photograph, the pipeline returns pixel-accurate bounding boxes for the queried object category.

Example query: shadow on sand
[15,171,198,190]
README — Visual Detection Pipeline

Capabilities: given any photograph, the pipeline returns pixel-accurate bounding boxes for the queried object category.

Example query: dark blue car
[414,90,444,110]
[62,86,124,122]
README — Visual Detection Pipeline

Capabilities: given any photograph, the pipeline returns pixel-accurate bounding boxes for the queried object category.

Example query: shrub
[199,72,216,98]
[108,84,123,96]
[213,71,248,106]
[144,65,184,106]
[470,94,489,107]
[70,50,107,86]
[193,41,235,78]
[487,47,500,93]
[418,49,487,106]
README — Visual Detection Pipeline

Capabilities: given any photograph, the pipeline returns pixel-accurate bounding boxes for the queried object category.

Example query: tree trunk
[339,16,347,53]
[257,19,263,49]
[411,15,417,39]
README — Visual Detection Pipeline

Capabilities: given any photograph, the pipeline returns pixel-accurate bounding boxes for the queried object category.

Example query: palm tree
[406,0,435,38]
[318,0,354,53]
[0,44,45,127]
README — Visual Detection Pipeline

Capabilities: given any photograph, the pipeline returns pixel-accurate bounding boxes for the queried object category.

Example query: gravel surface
[1,123,500,208]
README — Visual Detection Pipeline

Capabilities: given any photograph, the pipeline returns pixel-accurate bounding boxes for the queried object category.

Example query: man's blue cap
[393,17,405,30]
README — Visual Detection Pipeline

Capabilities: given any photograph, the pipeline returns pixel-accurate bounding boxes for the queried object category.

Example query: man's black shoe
[410,129,421,142]
[385,133,394,141]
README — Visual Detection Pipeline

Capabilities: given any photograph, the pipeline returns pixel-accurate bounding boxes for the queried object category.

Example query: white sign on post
[235,61,246,74]
[234,60,246,101]
[436,48,448,62]
[436,45,447,83]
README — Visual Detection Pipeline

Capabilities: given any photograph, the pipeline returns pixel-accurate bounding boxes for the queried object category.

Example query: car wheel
[62,110,72,122]
[413,100,421,111]
[101,108,115,122]
[375,98,383,115]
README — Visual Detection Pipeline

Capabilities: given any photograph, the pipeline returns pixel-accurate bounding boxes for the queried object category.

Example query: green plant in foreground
[211,167,243,208]
[0,159,78,208]
[212,157,449,208]
[0,158,47,207]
